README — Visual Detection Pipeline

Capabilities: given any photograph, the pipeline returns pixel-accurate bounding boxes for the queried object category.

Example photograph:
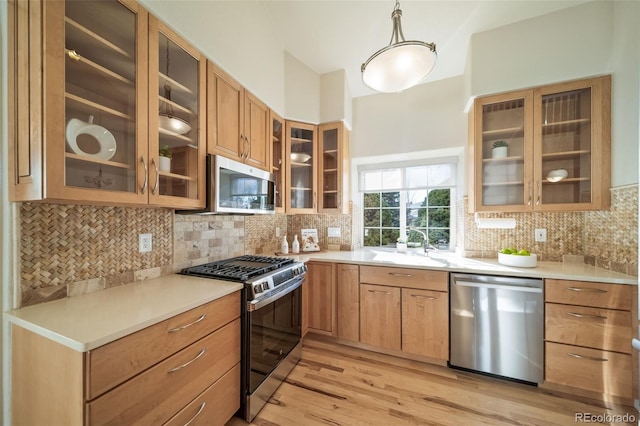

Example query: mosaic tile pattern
[287,212,354,251]
[245,214,288,255]
[173,214,245,270]
[460,185,638,276]
[19,203,173,307]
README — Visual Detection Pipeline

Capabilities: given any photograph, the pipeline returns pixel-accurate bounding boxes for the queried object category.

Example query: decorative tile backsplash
[16,186,637,307]
[459,185,638,276]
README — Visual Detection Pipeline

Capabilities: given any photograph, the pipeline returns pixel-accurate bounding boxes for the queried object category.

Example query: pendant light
[159,40,191,135]
[361,0,437,93]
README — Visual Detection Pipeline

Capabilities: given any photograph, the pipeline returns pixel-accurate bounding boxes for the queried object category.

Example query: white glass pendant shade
[362,42,436,93]
[361,1,437,93]
[158,113,191,135]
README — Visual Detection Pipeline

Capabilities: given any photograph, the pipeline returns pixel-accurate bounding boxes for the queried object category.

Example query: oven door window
[249,285,301,393]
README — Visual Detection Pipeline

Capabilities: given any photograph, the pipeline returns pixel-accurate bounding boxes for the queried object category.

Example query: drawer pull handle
[183,402,206,426]
[388,273,412,277]
[168,348,206,373]
[567,312,607,320]
[168,314,207,333]
[368,290,391,295]
[567,352,608,362]
[567,287,607,293]
[412,295,436,300]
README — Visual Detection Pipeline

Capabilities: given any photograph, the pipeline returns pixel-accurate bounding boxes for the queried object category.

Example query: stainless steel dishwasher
[449,273,544,384]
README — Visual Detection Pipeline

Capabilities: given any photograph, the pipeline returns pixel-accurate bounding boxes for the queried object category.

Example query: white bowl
[498,252,537,268]
[66,117,116,161]
[290,153,311,163]
[546,169,568,182]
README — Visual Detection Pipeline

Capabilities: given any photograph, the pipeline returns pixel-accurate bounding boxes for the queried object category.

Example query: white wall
[320,69,353,129]
[284,52,321,124]
[139,0,287,115]
[351,76,467,158]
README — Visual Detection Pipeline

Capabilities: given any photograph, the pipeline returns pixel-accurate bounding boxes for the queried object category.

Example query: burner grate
[181,255,294,282]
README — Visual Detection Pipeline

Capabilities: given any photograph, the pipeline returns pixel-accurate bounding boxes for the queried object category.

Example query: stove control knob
[254,284,263,294]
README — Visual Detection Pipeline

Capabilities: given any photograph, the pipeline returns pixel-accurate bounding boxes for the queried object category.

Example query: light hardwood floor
[227,335,637,426]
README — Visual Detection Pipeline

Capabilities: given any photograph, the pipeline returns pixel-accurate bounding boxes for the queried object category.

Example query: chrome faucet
[407,227,438,256]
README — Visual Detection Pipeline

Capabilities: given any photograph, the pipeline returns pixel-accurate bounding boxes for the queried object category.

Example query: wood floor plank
[227,335,637,426]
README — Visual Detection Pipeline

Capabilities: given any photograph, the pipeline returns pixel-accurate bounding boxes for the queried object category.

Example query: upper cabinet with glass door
[148,16,206,208]
[533,76,610,211]
[286,121,317,213]
[270,111,286,213]
[470,75,610,212]
[318,121,350,214]
[10,0,150,204]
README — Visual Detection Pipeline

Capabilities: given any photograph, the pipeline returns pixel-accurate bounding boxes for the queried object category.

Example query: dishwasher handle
[454,280,542,293]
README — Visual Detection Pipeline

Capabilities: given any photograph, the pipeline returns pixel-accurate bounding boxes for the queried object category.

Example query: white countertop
[5,275,242,352]
[293,248,637,285]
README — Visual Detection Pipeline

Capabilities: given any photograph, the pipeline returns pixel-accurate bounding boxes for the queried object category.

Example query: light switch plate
[328,227,341,237]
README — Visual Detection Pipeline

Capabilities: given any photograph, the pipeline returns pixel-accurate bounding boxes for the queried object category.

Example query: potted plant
[158,145,172,172]
[491,140,508,158]
[396,237,407,253]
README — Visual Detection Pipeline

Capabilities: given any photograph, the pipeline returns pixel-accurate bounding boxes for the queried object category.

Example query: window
[360,160,456,250]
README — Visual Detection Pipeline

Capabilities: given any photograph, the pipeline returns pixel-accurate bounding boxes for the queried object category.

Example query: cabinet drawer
[86,291,240,399]
[86,318,241,426]
[360,266,447,291]
[545,279,631,310]
[401,288,448,360]
[545,342,631,399]
[164,362,240,426]
[545,303,631,353]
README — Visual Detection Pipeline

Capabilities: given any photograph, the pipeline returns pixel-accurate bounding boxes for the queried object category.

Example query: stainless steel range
[181,255,306,422]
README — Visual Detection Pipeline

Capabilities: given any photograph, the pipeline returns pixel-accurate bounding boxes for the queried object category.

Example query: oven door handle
[248,277,304,312]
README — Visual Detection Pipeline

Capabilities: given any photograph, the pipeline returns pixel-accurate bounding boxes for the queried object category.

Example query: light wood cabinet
[11,292,241,425]
[286,121,318,213]
[544,279,635,402]
[360,283,401,350]
[305,262,336,335]
[469,75,611,212]
[270,110,286,213]
[401,288,448,360]
[207,63,269,170]
[318,121,350,213]
[9,0,206,209]
[336,263,359,342]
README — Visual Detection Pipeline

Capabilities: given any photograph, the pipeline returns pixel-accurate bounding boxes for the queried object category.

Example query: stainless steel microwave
[178,155,275,215]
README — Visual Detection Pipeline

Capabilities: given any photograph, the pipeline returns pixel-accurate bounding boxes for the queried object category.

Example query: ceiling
[262,0,590,98]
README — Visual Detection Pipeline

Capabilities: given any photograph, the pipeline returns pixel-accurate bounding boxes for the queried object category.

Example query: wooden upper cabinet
[270,111,287,213]
[9,0,206,209]
[285,121,318,213]
[469,75,611,212]
[208,63,269,170]
[149,16,206,209]
[318,121,350,214]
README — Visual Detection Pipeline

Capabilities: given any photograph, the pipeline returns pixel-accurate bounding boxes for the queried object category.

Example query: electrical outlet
[139,233,152,253]
[328,227,341,238]
[275,227,281,238]
[534,228,547,242]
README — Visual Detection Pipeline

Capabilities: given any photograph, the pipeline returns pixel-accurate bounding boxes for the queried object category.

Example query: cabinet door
[401,288,448,360]
[270,111,286,213]
[533,76,610,210]
[244,91,269,170]
[41,0,150,204]
[208,64,243,160]
[360,284,401,350]
[305,262,335,335]
[318,121,350,213]
[286,121,318,213]
[471,90,534,212]
[336,264,359,342]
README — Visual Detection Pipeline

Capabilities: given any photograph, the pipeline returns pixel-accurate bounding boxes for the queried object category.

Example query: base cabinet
[336,264,360,342]
[304,262,336,335]
[401,288,448,360]
[360,284,401,350]
[11,292,241,426]
[544,279,635,402]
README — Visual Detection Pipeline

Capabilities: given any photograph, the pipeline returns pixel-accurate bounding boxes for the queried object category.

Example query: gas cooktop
[180,255,294,282]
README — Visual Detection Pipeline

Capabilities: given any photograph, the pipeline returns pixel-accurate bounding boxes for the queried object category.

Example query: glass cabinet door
[149,18,206,208]
[318,122,343,212]
[475,91,533,211]
[57,0,148,203]
[270,112,286,213]
[286,122,317,212]
[536,86,593,206]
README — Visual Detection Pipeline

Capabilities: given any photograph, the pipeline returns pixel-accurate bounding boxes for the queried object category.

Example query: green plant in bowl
[159,145,172,159]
